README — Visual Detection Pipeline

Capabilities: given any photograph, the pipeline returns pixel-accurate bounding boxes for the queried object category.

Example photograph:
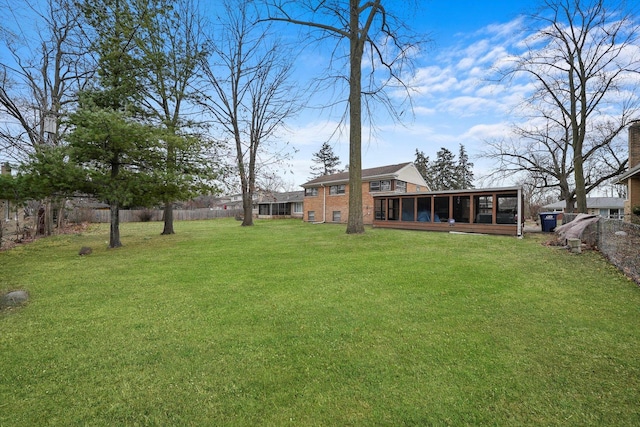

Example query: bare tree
[492,0,640,213]
[138,0,215,235]
[0,0,93,235]
[0,0,92,160]
[264,0,423,233]
[201,0,298,226]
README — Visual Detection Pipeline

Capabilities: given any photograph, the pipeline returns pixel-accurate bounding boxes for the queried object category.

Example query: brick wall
[629,177,640,214]
[303,181,423,225]
[627,124,640,220]
[630,123,640,168]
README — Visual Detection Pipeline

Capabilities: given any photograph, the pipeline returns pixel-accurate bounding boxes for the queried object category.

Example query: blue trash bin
[539,212,560,232]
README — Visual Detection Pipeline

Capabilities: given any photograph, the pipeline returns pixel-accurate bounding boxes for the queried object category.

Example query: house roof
[301,162,428,187]
[257,191,304,204]
[615,163,640,183]
[376,186,522,197]
[543,197,625,210]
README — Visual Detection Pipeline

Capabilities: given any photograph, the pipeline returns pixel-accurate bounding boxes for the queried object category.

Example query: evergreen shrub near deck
[1,219,639,425]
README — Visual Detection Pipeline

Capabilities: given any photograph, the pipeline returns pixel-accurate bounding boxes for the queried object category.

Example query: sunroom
[372,187,523,236]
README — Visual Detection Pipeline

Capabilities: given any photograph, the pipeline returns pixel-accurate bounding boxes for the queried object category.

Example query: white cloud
[437,96,501,116]
[285,120,347,146]
[461,123,512,141]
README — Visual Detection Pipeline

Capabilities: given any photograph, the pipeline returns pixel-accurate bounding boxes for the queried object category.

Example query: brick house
[616,122,640,221]
[301,162,428,224]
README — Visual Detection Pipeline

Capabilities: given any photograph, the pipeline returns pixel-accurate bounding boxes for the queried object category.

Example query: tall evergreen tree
[414,149,433,189]
[415,145,475,191]
[454,144,474,190]
[310,142,341,178]
[68,0,163,248]
[431,147,456,191]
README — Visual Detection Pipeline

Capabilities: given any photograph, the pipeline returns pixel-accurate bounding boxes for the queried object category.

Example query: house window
[434,196,449,222]
[258,204,270,215]
[474,195,493,223]
[292,202,303,214]
[305,187,318,196]
[395,180,407,193]
[272,203,291,216]
[330,184,345,195]
[370,181,381,192]
[496,195,518,224]
[401,198,415,221]
[308,211,315,221]
[417,197,431,222]
[380,180,391,191]
[374,199,386,220]
[332,211,341,222]
[453,196,470,223]
[601,208,621,219]
[387,198,400,220]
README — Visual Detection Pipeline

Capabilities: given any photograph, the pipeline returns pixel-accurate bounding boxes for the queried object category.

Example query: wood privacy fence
[69,208,244,223]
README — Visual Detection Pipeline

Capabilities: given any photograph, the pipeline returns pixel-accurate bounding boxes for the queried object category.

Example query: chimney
[1,162,11,176]
[630,122,640,168]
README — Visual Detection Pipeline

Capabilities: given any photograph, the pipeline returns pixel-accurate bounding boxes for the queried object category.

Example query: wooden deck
[372,220,519,236]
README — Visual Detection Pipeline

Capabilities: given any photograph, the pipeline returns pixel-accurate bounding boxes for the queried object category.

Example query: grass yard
[1,219,640,425]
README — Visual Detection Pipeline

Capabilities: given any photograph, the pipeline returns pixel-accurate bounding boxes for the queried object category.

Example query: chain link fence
[564,213,640,285]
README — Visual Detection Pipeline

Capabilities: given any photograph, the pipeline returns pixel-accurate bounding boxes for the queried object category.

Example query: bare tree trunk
[574,160,587,213]
[242,192,253,226]
[346,0,364,234]
[57,203,65,230]
[45,200,54,236]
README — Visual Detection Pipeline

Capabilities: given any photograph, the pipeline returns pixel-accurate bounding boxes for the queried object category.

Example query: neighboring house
[615,122,640,221]
[257,191,304,219]
[301,162,428,225]
[207,192,265,213]
[542,197,625,219]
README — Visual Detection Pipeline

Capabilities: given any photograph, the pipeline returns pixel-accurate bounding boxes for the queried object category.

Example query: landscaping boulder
[1,290,29,308]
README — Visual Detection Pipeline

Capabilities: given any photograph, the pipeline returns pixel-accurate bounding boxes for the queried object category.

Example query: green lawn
[1,219,639,425]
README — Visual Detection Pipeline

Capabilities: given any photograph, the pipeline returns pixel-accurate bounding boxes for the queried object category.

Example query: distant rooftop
[543,197,625,210]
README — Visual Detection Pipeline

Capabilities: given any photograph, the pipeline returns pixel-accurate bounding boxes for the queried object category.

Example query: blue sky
[5,0,631,193]
[282,0,542,188]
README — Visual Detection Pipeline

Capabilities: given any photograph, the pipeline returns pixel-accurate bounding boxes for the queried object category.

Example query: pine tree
[415,145,475,191]
[414,149,433,189]
[431,147,456,191]
[68,0,163,248]
[454,144,474,189]
[310,142,342,178]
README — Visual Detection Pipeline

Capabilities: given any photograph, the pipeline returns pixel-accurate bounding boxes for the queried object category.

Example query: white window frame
[330,184,346,195]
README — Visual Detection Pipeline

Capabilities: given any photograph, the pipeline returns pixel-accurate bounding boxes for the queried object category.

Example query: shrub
[137,209,156,222]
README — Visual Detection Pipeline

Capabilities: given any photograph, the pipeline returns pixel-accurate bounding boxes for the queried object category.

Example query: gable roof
[301,162,428,187]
